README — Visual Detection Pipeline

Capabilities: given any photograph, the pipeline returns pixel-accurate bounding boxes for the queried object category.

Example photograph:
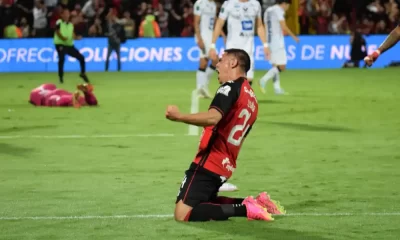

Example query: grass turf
[0,69,399,240]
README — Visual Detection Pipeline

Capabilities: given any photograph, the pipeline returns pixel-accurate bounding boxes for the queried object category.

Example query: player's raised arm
[364,25,400,66]
[279,18,299,43]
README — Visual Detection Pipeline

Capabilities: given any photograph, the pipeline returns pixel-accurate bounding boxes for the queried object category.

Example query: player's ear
[230,57,239,69]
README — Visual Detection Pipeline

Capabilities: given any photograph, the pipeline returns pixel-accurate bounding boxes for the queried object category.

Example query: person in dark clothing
[343,31,367,68]
[105,10,123,71]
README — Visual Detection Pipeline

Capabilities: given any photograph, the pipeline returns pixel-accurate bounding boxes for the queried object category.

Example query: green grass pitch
[0,69,400,240]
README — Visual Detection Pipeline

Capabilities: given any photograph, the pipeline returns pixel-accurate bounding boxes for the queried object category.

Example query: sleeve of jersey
[278,9,285,21]
[218,1,230,20]
[194,1,202,16]
[55,19,61,30]
[256,2,262,18]
[209,83,237,116]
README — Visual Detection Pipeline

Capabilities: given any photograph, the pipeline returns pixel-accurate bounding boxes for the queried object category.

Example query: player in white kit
[194,0,224,98]
[259,0,299,95]
[208,0,269,86]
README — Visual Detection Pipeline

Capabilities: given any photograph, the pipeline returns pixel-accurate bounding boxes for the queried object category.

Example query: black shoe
[59,78,64,84]
[79,73,90,83]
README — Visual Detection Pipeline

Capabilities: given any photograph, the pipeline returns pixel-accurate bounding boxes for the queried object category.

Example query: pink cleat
[242,196,274,221]
[256,192,286,215]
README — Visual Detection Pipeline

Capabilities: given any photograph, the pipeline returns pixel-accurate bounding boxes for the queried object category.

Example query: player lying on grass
[166,48,285,222]
[364,24,400,66]
[29,83,97,108]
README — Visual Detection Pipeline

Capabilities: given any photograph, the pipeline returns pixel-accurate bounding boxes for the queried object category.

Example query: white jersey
[194,0,217,44]
[219,0,262,54]
[264,5,285,49]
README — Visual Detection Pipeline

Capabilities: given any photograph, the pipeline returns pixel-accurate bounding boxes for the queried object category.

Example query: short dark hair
[276,0,291,4]
[224,48,251,73]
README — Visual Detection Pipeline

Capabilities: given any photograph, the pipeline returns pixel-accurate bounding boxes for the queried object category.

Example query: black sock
[188,203,247,222]
[249,81,253,86]
[209,64,216,70]
[213,196,244,204]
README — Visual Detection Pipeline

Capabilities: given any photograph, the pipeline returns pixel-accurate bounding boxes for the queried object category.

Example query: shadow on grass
[0,125,57,134]
[0,143,34,157]
[264,121,355,133]
[258,99,287,104]
[284,200,337,211]
[188,219,328,240]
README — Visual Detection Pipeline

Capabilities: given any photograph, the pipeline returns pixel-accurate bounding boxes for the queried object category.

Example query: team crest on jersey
[243,7,248,11]
[217,85,231,96]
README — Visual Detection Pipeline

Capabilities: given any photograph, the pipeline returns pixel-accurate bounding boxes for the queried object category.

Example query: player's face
[63,10,70,20]
[216,53,237,84]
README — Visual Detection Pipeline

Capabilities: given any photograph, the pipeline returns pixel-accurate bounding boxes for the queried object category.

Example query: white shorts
[199,45,210,59]
[269,48,287,66]
[197,37,212,59]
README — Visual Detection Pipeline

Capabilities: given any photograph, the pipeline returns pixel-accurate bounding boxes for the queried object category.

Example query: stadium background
[1,1,400,240]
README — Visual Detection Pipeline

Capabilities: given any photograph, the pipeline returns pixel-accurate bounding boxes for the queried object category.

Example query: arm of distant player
[364,26,400,66]
[194,14,204,50]
[256,16,270,60]
[209,17,225,59]
[280,20,299,43]
[166,107,223,127]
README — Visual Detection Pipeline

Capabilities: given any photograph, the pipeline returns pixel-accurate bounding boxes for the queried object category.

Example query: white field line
[1,212,400,220]
[0,134,178,140]
[188,89,199,136]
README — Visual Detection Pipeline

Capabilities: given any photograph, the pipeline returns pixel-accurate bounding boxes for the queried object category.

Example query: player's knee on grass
[174,200,193,222]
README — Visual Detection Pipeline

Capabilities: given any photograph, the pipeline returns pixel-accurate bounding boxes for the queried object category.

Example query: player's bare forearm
[194,15,202,41]
[212,18,225,43]
[178,109,222,127]
[257,25,267,43]
[378,26,400,54]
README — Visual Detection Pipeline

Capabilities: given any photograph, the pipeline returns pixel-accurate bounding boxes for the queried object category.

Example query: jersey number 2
[227,109,251,146]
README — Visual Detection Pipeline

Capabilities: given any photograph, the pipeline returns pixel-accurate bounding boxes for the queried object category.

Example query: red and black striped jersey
[193,77,259,178]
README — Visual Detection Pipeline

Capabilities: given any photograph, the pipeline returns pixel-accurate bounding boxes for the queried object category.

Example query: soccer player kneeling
[166,49,285,222]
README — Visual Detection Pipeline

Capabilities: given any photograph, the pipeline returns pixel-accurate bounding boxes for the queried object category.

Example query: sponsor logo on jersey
[241,20,253,31]
[244,86,257,101]
[222,157,236,172]
[217,85,231,96]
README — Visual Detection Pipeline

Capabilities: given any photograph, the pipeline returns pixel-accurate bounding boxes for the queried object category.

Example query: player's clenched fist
[165,105,181,121]
[364,50,380,67]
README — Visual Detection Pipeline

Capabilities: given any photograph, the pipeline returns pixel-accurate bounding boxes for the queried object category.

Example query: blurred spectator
[315,0,332,34]
[328,14,346,34]
[298,0,311,34]
[375,19,387,34]
[88,17,103,36]
[155,3,169,37]
[82,0,97,18]
[139,8,161,38]
[19,17,30,37]
[181,5,193,37]
[0,0,17,38]
[71,8,87,36]
[121,11,135,38]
